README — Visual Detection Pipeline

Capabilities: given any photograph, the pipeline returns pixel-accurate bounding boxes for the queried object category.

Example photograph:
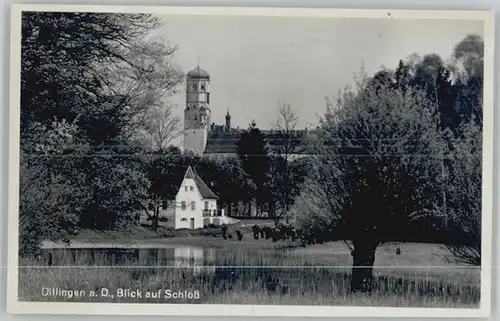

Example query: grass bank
[20,242,480,307]
[55,220,272,244]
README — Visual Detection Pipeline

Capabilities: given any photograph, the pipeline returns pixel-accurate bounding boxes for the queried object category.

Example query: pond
[34,245,358,299]
[41,246,219,271]
[38,245,320,273]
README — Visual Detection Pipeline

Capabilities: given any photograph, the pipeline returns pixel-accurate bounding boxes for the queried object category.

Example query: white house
[174,166,228,229]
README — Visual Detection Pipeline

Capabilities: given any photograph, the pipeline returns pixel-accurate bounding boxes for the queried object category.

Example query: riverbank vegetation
[21,242,479,307]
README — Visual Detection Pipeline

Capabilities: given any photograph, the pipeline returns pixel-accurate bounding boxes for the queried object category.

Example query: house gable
[176,166,219,200]
[175,177,202,201]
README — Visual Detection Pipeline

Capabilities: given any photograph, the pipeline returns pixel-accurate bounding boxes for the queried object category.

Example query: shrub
[236,230,244,241]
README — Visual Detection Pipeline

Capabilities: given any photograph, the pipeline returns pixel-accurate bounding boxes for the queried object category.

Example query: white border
[6,5,495,318]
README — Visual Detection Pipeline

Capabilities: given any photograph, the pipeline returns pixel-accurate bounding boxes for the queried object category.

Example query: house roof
[183,166,219,199]
[184,166,196,179]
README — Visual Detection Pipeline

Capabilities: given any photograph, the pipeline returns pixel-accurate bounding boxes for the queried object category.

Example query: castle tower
[183,65,211,155]
[225,109,231,132]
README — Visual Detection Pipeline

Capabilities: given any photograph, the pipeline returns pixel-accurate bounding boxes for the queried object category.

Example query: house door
[190,218,195,229]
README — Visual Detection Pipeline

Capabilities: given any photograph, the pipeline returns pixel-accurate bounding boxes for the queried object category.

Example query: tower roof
[187,66,210,79]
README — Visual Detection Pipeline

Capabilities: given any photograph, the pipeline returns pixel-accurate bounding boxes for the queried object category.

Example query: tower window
[191,84,197,90]
[207,93,210,104]
[194,116,197,120]
[200,83,206,91]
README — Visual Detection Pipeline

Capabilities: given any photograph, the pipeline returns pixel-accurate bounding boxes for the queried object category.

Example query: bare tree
[94,38,185,143]
[274,102,300,157]
[139,102,183,150]
[268,102,303,223]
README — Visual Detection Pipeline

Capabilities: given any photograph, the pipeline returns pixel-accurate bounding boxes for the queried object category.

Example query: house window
[185,186,188,192]
[181,201,186,210]
[181,218,187,222]
[191,201,196,210]
[207,93,210,103]
[194,115,197,120]
[190,186,194,191]
[204,201,208,210]
[162,200,169,210]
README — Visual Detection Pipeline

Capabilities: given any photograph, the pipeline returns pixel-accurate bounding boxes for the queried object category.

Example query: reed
[18,243,480,307]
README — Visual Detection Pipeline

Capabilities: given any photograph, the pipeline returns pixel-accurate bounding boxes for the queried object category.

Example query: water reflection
[42,246,217,275]
[174,246,215,274]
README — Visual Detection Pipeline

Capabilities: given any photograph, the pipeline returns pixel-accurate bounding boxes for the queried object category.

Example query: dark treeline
[145,142,311,226]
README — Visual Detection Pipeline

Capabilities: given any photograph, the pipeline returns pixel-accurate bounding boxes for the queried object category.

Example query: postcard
[7,4,494,317]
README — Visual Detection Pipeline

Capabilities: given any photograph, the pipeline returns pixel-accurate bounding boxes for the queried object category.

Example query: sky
[150,14,484,130]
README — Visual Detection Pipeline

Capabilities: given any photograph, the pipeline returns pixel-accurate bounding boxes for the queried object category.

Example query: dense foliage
[285,35,484,291]
[19,12,182,256]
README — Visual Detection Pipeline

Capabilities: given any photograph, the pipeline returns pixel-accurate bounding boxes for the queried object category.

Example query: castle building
[183,65,211,156]
[182,65,316,158]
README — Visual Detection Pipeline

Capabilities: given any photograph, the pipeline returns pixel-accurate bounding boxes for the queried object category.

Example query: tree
[21,12,183,143]
[452,35,484,127]
[303,71,444,292]
[402,55,460,132]
[236,121,270,216]
[19,12,181,254]
[442,35,484,265]
[78,153,150,230]
[450,34,484,81]
[19,119,89,255]
[144,146,183,230]
[443,121,482,265]
[138,103,183,151]
[413,54,445,85]
[381,35,484,266]
[396,35,484,133]
[268,103,304,223]
[214,158,250,216]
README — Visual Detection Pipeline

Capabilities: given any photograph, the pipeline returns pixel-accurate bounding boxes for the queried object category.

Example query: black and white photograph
[7,5,494,317]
